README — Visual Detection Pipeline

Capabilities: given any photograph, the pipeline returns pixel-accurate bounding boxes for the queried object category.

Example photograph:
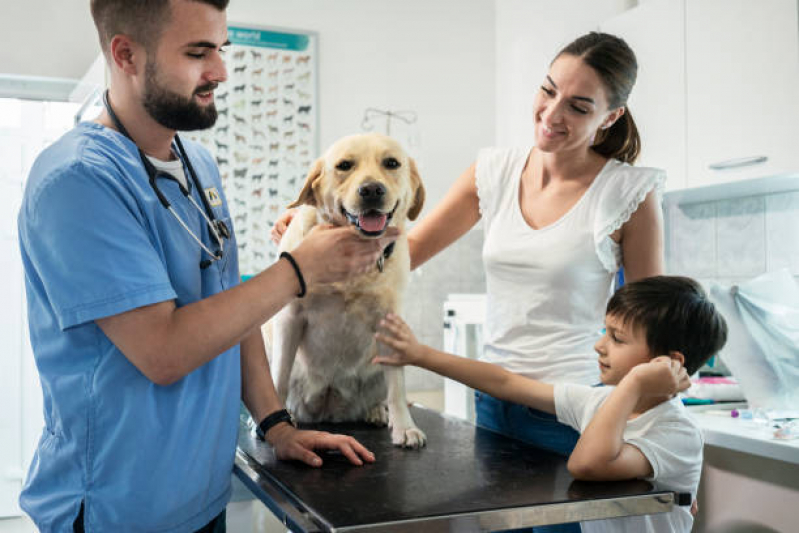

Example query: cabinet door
[686,0,799,187]
[601,0,687,191]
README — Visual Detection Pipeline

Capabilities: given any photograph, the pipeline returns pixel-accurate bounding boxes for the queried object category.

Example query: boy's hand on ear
[626,356,690,397]
[372,313,426,366]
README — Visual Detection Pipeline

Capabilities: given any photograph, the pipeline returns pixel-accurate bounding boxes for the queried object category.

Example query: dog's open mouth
[341,202,398,237]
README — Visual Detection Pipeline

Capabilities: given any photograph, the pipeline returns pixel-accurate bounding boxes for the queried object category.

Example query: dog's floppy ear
[288,158,323,208]
[407,157,426,221]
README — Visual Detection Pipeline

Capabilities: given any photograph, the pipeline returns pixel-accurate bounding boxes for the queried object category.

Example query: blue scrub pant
[475,391,582,533]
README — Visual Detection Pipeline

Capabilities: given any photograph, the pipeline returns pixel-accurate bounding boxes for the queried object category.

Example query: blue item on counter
[682,398,715,406]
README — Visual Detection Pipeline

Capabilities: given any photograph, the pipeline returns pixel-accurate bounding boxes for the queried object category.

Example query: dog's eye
[383,157,401,169]
[335,160,354,171]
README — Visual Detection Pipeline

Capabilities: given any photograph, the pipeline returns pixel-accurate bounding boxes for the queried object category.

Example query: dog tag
[377,255,384,273]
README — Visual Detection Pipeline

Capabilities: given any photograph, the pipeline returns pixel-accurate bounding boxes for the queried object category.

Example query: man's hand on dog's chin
[265,422,376,467]
[292,225,401,286]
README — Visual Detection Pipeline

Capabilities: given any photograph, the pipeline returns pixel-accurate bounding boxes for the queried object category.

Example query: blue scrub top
[18,122,241,532]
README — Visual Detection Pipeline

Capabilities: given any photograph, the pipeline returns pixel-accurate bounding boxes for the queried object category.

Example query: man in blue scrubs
[17,1,394,531]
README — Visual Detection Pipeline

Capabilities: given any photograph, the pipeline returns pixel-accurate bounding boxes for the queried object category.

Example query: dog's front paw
[365,404,389,426]
[391,426,427,449]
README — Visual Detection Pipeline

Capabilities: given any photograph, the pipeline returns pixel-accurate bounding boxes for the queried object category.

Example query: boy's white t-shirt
[554,383,703,533]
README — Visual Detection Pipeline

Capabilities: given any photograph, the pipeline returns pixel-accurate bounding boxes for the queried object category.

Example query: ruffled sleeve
[593,162,666,273]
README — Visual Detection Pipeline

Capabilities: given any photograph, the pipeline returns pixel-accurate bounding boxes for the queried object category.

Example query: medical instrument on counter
[102,90,230,269]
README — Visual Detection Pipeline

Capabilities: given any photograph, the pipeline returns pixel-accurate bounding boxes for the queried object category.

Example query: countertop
[235,406,687,532]
[688,402,799,464]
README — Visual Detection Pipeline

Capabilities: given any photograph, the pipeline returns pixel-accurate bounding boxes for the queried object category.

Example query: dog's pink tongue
[359,213,388,233]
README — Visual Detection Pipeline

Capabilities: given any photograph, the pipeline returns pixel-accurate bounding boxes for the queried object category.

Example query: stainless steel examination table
[234,406,689,532]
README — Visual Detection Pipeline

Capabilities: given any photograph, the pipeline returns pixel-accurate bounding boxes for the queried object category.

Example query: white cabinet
[602,0,799,190]
[685,0,799,187]
[601,0,687,190]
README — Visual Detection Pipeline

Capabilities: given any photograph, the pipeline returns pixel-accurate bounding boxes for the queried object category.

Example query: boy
[374,276,728,533]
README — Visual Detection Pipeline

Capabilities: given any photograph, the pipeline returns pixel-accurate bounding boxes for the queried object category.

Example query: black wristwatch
[255,409,295,440]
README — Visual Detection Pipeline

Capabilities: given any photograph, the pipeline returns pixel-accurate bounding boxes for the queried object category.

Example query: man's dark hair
[90,0,230,54]
[606,276,728,375]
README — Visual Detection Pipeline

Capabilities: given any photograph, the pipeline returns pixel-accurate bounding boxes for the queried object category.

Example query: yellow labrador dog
[269,133,427,448]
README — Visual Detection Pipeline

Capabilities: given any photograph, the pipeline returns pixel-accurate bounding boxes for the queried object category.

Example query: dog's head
[288,133,425,237]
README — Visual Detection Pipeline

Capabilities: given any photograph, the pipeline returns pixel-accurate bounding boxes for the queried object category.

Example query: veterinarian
[274,32,663,533]
[16,0,397,531]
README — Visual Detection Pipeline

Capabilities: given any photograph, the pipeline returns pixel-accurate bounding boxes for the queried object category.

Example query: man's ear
[407,157,425,221]
[109,35,141,75]
[288,158,323,208]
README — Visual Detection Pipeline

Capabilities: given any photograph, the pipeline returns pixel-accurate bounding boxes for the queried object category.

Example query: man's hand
[291,225,400,286]
[265,423,376,467]
[623,356,690,398]
[372,313,426,366]
[270,208,297,245]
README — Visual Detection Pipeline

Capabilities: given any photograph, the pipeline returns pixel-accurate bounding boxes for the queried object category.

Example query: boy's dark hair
[606,276,728,375]
[91,0,229,55]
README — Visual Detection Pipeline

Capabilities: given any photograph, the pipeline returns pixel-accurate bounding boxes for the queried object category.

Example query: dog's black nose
[358,182,386,199]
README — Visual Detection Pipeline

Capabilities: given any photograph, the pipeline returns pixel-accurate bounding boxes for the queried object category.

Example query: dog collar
[377,242,396,273]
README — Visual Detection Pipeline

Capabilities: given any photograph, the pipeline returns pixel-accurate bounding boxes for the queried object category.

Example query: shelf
[663,174,799,207]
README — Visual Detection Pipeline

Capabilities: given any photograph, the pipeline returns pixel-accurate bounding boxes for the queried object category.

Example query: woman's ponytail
[556,32,640,164]
[592,107,640,164]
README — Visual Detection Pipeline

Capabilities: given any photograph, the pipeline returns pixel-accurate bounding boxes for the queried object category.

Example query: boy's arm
[567,357,688,481]
[418,345,555,414]
[566,379,654,481]
[374,313,555,414]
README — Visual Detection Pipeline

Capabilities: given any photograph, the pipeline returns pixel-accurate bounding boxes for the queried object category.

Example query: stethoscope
[102,90,230,269]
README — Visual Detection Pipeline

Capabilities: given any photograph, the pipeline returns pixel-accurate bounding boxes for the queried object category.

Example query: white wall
[227,0,496,210]
[1,0,496,210]
[494,0,634,147]
[0,0,98,81]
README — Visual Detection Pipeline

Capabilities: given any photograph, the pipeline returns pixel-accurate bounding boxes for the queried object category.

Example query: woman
[402,32,664,459]
[274,33,664,529]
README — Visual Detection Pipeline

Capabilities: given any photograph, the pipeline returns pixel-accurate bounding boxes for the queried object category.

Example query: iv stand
[361,108,417,136]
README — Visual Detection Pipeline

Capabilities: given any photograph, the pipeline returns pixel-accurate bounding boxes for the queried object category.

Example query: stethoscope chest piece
[215,219,230,240]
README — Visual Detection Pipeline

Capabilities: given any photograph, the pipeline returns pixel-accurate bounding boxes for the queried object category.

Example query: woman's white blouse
[475,147,665,385]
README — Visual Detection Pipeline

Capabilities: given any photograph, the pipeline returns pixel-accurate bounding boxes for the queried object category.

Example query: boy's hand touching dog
[624,356,691,398]
[373,313,427,366]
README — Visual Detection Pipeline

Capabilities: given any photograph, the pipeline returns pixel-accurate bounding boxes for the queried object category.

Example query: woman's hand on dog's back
[270,208,297,245]
[292,224,400,285]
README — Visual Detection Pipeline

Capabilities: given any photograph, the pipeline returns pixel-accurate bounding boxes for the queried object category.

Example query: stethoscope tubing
[101,90,227,268]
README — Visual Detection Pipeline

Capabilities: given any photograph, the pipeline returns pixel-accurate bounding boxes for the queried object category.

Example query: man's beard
[142,60,218,131]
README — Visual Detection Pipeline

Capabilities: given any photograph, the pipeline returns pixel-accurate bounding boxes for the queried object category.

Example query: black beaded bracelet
[280,251,306,298]
[255,409,295,441]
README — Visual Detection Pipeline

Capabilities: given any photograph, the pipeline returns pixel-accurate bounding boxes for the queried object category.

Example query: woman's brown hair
[556,32,641,164]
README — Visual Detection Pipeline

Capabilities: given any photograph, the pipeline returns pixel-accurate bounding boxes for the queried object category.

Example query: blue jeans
[475,391,581,533]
